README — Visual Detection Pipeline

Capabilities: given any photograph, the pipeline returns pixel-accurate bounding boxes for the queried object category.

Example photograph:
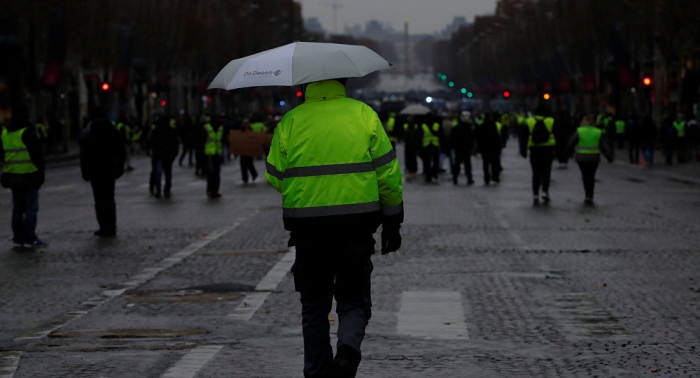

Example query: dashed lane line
[0,351,21,378]
[161,345,223,378]
[397,291,469,340]
[228,246,296,321]
[14,211,259,341]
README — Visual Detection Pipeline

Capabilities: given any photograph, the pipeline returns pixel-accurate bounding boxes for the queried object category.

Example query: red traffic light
[160,100,166,106]
[296,91,302,97]
[101,83,109,91]
[503,91,510,98]
[643,77,652,86]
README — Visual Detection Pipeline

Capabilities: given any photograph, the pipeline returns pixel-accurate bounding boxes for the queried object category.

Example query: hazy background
[298,0,497,35]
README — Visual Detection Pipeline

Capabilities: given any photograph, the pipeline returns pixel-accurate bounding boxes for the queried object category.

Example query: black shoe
[94,229,116,237]
[533,196,540,206]
[331,345,361,378]
[164,191,171,199]
[542,193,551,203]
[154,192,161,199]
[452,176,458,185]
[467,179,475,185]
[207,192,222,199]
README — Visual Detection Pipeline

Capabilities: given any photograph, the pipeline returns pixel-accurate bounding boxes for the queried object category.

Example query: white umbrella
[399,104,432,115]
[208,42,393,91]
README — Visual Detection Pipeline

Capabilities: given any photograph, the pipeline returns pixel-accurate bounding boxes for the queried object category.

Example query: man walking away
[626,115,641,164]
[420,115,441,183]
[237,120,259,184]
[673,115,687,163]
[640,116,657,167]
[566,115,613,205]
[687,118,700,161]
[204,116,223,198]
[521,105,556,205]
[402,117,421,178]
[266,79,403,378]
[178,113,196,167]
[79,108,126,237]
[149,117,179,198]
[1,105,47,250]
[475,113,503,185]
[450,111,474,185]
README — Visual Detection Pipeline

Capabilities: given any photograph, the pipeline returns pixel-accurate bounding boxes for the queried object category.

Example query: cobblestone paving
[1,146,699,377]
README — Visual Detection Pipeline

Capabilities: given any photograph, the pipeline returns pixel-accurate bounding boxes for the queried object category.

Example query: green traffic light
[448,82,454,87]
[437,72,442,78]
[467,92,473,98]
[441,75,447,80]
[461,88,467,94]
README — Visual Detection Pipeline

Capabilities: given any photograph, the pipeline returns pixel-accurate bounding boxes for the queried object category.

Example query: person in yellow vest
[475,113,503,185]
[116,117,134,171]
[566,115,613,205]
[615,117,626,149]
[520,105,557,205]
[385,112,397,147]
[1,105,47,249]
[204,116,224,198]
[250,120,267,133]
[421,116,441,183]
[266,78,402,378]
[673,115,688,163]
[402,117,421,178]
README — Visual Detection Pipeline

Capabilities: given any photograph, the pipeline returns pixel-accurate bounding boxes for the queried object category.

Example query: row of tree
[431,0,700,120]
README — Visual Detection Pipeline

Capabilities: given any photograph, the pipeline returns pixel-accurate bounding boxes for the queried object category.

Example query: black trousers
[404,145,419,173]
[292,232,374,378]
[179,143,194,166]
[577,161,599,199]
[529,146,555,195]
[421,145,440,182]
[207,155,221,194]
[452,150,472,183]
[90,178,116,232]
[628,141,640,164]
[482,150,502,184]
[239,156,258,183]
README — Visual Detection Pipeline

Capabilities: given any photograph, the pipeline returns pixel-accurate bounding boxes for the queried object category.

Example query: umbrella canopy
[208,42,393,91]
[399,104,432,115]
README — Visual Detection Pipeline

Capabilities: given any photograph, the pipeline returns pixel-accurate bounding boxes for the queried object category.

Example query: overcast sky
[298,0,498,35]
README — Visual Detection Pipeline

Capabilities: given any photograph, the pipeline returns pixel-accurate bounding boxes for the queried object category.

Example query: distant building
[304,17,326,35]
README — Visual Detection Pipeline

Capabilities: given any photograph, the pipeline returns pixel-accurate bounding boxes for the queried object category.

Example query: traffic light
[101,83,109,91]
[543,93,551,100]
[161,100,166,106]
[441,75,447,81]
[643,77,652,86]
[448,82,454,87]
[461,88,467,94]
[296,91,302,97]
[437,72,442,78]
[504,91,510,98]
[467,92,473,98]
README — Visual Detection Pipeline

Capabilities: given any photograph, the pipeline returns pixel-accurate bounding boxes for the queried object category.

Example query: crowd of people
[382,105,700,205]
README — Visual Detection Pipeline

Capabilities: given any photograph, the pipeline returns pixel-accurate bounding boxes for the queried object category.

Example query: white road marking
[161,345,223,378]
[0,351,21,378]
[15,212,258,341]
[397,291,469,339]
[228,247,296,321]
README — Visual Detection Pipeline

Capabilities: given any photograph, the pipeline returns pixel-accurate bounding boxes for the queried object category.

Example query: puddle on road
[552,293,628,337]
[124,283,253,303]
[49,327,209,339]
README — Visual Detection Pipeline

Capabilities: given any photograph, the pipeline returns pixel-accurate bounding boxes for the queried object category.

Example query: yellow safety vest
[204,123,223,156]
[526,116,556,147]
[265,80,403,218]
[577,126,602,154]
[2,128,38,174]
[421,123,440,147]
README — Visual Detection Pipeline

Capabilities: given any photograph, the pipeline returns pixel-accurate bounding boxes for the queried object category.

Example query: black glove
[381,224,401,255]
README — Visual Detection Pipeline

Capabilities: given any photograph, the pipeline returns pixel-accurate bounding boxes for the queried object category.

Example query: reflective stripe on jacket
[204,123,223,156]
[2,128,38,174]
[576,126,602,154]
[526,116,556,147]
[265,80,403,218]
